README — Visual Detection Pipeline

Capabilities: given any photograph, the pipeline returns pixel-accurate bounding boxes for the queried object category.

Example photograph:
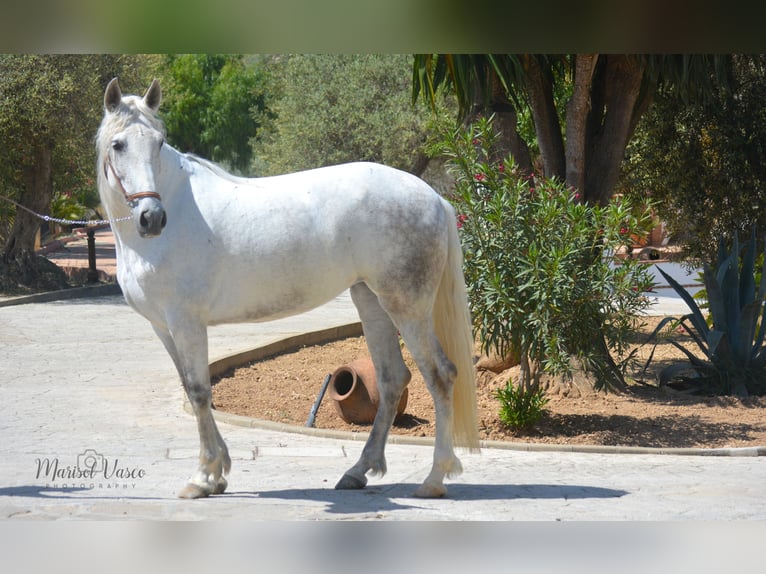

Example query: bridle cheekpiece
[105,157,162,206]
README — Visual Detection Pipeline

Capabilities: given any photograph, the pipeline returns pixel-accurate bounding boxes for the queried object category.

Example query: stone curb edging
[187,322,766,458]
[0,282,122,308]
[208,322,365,378]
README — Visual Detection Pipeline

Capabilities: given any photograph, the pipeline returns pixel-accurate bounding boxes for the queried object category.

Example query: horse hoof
[178,482,212,499]
[213,476,228,495]
[413,483,447,498]
[335,473,367,490]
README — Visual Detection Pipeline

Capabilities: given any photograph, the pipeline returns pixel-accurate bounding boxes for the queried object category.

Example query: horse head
[99,78,168,238]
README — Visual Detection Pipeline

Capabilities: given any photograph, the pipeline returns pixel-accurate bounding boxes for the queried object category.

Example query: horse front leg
[153,322,231,499]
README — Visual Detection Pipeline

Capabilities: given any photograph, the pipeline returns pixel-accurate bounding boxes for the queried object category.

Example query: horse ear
[143,79,162,113]
[104,77,122,112]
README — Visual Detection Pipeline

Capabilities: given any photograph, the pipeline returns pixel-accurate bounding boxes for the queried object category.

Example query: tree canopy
[257,54,433,176]
[0,54,151,259]
[621,54,766,262]
[159,54,269,174]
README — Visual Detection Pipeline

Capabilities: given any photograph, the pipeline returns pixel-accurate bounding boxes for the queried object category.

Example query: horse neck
[157,144,191,209]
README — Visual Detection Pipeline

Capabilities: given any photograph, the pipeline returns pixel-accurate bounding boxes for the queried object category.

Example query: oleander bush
[434,116,656,394]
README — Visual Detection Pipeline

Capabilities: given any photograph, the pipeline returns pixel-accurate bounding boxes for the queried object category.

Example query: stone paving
[1,292,765,520]
[0,230,764,520]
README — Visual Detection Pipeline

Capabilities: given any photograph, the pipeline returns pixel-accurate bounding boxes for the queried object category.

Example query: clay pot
[328,357,408,424]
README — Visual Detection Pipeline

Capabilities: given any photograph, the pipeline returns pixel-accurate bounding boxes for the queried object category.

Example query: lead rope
[0,193,131,226]
[0,157,157,227]
[1,158,162,226]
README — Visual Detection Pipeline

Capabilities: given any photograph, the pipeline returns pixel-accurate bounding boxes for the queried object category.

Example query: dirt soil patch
[0,254,72,295]
[212,317,766,449]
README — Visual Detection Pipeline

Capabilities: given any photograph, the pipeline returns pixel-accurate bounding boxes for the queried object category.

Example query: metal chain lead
[0,193,131,226]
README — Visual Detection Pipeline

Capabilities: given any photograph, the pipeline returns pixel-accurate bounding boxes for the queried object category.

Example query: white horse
[97,78,479,499]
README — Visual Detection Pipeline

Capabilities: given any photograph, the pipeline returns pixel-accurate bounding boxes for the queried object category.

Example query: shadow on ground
[252,482,627,515]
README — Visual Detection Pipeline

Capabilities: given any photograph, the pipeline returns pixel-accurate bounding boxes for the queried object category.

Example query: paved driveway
[1,293,765,520]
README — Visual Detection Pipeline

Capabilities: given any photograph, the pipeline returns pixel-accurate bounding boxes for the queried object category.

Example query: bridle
[104,156,163,205]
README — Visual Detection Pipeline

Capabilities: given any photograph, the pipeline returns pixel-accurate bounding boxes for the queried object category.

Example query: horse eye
[112,140,125,152]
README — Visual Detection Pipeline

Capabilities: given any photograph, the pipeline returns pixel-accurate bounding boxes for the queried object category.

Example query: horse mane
[183,154,258,185]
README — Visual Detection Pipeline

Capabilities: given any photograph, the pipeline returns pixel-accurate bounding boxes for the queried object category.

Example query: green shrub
[496,381,549,431]
[645,228,766,395]
[433,116,656,392]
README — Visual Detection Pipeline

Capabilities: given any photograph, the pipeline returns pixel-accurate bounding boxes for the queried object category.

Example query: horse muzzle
[132,196,167,238]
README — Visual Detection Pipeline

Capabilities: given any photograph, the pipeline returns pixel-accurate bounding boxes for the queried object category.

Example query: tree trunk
[471,71,534,175]
[523,55,566,180]
[491,104,533,175]
[517,347,542,394]
[587,334,629,392]
[3,143,53,260]
[408,149,430,177]
[584,55,646,205]
[565,54,599,196]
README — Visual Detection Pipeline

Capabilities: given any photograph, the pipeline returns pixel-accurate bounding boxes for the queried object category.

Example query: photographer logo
[78,449,105,474]
[35,448,147,490]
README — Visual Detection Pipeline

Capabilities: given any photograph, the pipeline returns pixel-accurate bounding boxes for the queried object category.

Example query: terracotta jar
[328,357,408,424]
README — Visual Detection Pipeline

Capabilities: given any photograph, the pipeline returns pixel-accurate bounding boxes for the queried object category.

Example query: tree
[257,54,434,176]
[413,54,733,390]
[0,55,150,276]
[413,54,730,206]
[621,54,766,263]
[159,54,269,173]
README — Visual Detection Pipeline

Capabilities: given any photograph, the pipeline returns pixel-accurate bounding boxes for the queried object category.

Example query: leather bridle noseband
[104,157,162,205]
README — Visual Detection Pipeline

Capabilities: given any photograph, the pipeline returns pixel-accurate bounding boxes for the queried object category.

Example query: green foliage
[434,116,656,391]
[159,54,269,173]
[495,381,549,431]
[0,54,151,248]
[621,55,766,263]
[257,54,432,176]
[645,229,766,396]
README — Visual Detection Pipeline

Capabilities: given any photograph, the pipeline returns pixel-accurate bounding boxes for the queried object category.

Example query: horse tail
[434,198,481,453]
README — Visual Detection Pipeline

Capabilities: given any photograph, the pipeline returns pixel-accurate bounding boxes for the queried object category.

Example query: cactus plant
[644,228,766,396]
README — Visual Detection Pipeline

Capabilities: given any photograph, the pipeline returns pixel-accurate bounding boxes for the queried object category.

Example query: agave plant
[644,228,766,396]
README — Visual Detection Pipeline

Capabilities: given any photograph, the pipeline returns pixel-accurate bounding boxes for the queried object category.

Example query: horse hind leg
[395,315,463,498]
[335,283,411,490]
